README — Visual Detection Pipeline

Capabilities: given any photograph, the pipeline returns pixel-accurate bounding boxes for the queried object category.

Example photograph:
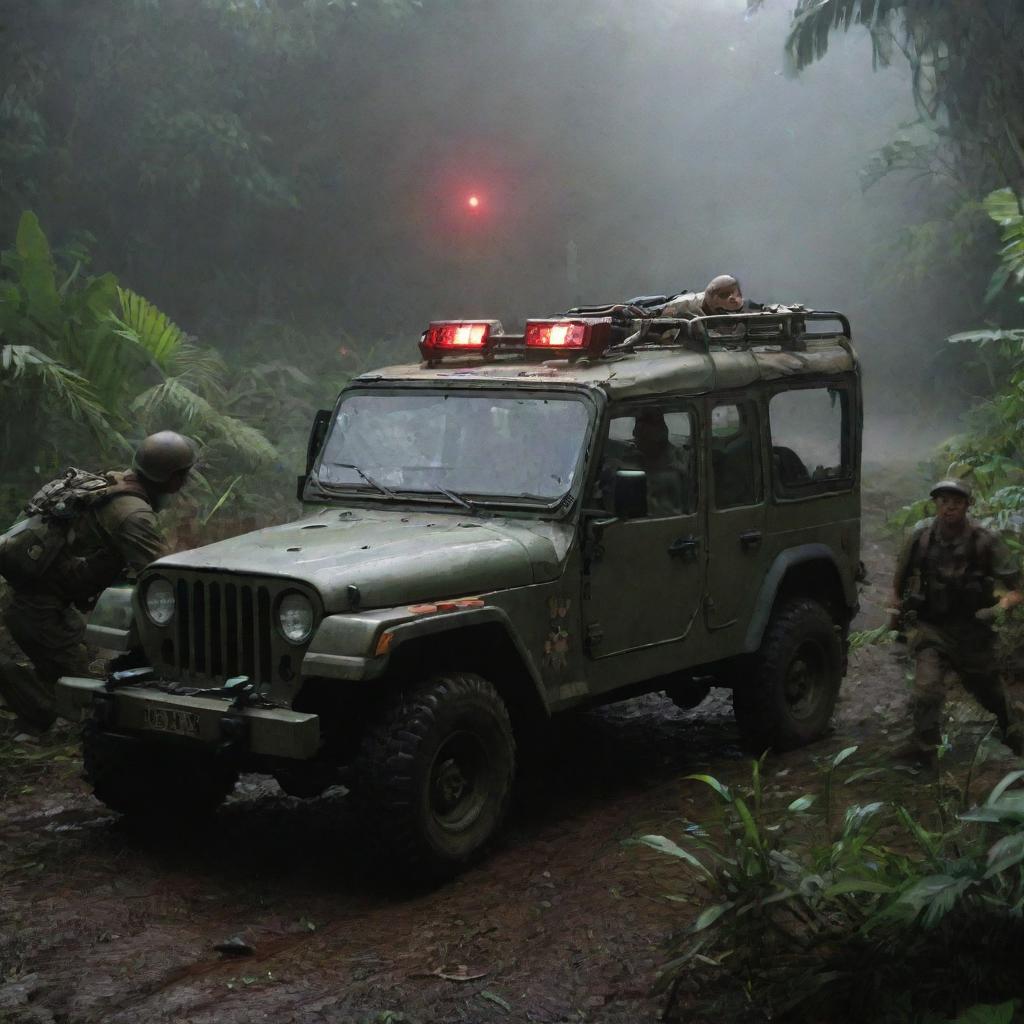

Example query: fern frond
[1,343,128,455]
[116,287,185,368]
[131,376,279,470]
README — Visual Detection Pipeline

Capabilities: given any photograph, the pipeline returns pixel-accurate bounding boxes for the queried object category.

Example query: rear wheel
[733,598,842,753]
[355,673,515,879]
[83,723,238,819]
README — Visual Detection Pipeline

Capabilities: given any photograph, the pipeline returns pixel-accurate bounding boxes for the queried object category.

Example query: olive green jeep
[56,308,861,878]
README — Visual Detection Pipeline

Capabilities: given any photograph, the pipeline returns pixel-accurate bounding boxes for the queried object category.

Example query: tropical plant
[0,210,280,526]
[632,750,1024,1023]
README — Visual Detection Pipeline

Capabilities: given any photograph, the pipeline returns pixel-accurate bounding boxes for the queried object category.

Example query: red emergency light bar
[422,321,495,351]
[524,318,613,356]
[419,317,613,363]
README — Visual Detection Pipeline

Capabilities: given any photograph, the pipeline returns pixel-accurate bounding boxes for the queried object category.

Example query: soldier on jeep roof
[891,479,1024,765]
[0,431,195,732]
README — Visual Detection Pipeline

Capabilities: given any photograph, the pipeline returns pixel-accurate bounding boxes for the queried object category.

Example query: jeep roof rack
[418,310,850,366]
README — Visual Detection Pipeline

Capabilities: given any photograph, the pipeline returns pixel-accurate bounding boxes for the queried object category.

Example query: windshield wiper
[423,485,477,512]
[326,463,397,499]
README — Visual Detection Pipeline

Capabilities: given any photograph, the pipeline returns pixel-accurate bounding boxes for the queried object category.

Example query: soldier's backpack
[0,469,148,589]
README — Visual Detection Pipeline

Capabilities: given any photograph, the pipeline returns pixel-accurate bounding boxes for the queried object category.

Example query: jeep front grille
[175,579,273,682]
[157,575,316,689]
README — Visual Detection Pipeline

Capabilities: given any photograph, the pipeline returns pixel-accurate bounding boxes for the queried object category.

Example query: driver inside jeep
[594,410,693,518]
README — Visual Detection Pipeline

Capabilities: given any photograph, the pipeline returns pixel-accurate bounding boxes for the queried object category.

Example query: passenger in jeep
[626,410,693,517]
[0,432,194,732]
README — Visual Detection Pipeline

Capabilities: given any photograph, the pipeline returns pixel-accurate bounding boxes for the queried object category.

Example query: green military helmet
[133,431,196,484]
[929,478,972,502]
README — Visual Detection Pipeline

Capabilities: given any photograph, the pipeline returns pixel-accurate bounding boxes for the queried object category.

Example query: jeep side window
[769,386,850,496]
[710,401,761,509]
[593,405,696,517]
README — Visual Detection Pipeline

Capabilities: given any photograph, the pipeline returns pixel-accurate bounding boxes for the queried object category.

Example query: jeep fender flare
[302,605,549,712]
[742,544,857,653]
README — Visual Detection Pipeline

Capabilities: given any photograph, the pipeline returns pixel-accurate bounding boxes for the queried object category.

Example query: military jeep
[56,308,861,878]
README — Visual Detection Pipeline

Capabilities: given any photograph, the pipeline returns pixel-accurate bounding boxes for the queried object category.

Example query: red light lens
[424,322,491,350]
[524,320,590,349]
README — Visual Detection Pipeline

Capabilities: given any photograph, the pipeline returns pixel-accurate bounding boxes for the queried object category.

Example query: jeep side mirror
[613,470,648,519]
[297,408,333,501]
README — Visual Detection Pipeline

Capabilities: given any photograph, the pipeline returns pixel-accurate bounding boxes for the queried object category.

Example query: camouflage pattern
[895,517,1023,753]
[0,476,165,729]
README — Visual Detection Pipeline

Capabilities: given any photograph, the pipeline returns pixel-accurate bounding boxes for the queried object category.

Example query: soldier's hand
[975,604,1000,623]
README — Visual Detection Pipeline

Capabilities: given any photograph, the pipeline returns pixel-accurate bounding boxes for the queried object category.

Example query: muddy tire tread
[733,597,841,754]
[355,672,515,878]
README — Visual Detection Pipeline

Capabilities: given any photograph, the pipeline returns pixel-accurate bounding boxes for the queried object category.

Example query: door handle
[739,529,763,549]
[669,535,700,559]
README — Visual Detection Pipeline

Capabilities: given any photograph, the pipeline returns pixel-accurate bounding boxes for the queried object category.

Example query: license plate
[143,707,201,737]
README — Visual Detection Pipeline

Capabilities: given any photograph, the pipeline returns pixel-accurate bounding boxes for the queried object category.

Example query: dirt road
[1,482,1018,1024]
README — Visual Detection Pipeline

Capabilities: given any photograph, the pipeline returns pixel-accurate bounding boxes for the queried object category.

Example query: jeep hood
[154,508,570,611]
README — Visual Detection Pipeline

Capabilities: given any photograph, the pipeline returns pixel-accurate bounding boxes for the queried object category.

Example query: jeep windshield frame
[310,384,600,514]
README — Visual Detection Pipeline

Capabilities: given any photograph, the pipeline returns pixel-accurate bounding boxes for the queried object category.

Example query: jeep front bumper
[55,677,320,760]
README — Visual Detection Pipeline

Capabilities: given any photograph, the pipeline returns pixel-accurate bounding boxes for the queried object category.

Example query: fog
[5,0,968,449]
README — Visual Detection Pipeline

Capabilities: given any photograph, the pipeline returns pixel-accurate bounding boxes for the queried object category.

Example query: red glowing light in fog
[467,194,480,209]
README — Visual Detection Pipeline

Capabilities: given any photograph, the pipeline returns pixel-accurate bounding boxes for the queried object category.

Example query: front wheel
[354,673,516,880]
[733,598,842,753]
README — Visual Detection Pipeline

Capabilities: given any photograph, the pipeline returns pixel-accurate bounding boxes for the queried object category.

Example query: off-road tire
[82,723,238,819]
[733,597,842,753]
[354,673,516,879]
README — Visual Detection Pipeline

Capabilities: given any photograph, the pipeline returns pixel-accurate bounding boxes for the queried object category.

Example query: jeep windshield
[315,389,593,509]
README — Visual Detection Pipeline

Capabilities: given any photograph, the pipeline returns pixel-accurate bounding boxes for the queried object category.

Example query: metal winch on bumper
[56,672,321,760]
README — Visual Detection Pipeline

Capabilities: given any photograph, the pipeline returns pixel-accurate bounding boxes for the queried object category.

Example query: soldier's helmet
[929,478,972,502]
[133,431,196,484]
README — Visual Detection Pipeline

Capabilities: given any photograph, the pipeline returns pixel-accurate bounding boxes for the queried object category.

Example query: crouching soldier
[890,479,1024,765]
[0,431,195,732]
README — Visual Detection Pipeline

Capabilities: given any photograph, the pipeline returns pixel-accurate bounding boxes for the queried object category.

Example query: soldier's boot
[0,658,57,732]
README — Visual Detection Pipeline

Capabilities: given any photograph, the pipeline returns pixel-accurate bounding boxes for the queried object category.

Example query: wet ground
[2,477,1021,1024]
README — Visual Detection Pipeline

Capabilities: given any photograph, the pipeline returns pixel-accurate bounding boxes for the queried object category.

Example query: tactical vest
[906,522,995,622]
[0,469,149,589]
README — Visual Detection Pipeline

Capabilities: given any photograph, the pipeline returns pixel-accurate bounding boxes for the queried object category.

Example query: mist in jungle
[1,0,972,462]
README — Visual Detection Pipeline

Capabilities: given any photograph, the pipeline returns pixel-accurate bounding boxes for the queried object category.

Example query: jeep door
[582,401,705,659]
[704,397,769,633]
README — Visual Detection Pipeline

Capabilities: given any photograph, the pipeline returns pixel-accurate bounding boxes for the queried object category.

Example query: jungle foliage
[745,1,1024,304]
[634,750,1024,1023]
[0,210,307,529]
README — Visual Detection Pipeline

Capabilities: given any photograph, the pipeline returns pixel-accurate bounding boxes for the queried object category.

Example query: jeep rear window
[316,390,591,505]
[769,385,852,496]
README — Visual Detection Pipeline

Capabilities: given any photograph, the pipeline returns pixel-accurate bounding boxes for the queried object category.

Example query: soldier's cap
[929,479,972,502]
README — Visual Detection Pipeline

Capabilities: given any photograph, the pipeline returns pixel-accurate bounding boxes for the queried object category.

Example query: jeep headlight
[278,592,314,644]
[144,577,176,626]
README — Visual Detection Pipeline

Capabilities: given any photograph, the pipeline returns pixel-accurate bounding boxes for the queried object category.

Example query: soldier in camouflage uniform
[891,479,1023,763]
[0,432,195,731]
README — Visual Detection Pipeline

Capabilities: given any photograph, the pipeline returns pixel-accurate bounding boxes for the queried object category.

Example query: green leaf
[733,797,763,853]
[627,835,712,877]
[787,794,817,812]
[984,188,1023,227]
[479,991,511,1013]
[683,773,732,802]
[14,211,61,335]
[831,745,859,769]
[987,769,1024,805]
[985,833,1024,877]
[692,901,733,933]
